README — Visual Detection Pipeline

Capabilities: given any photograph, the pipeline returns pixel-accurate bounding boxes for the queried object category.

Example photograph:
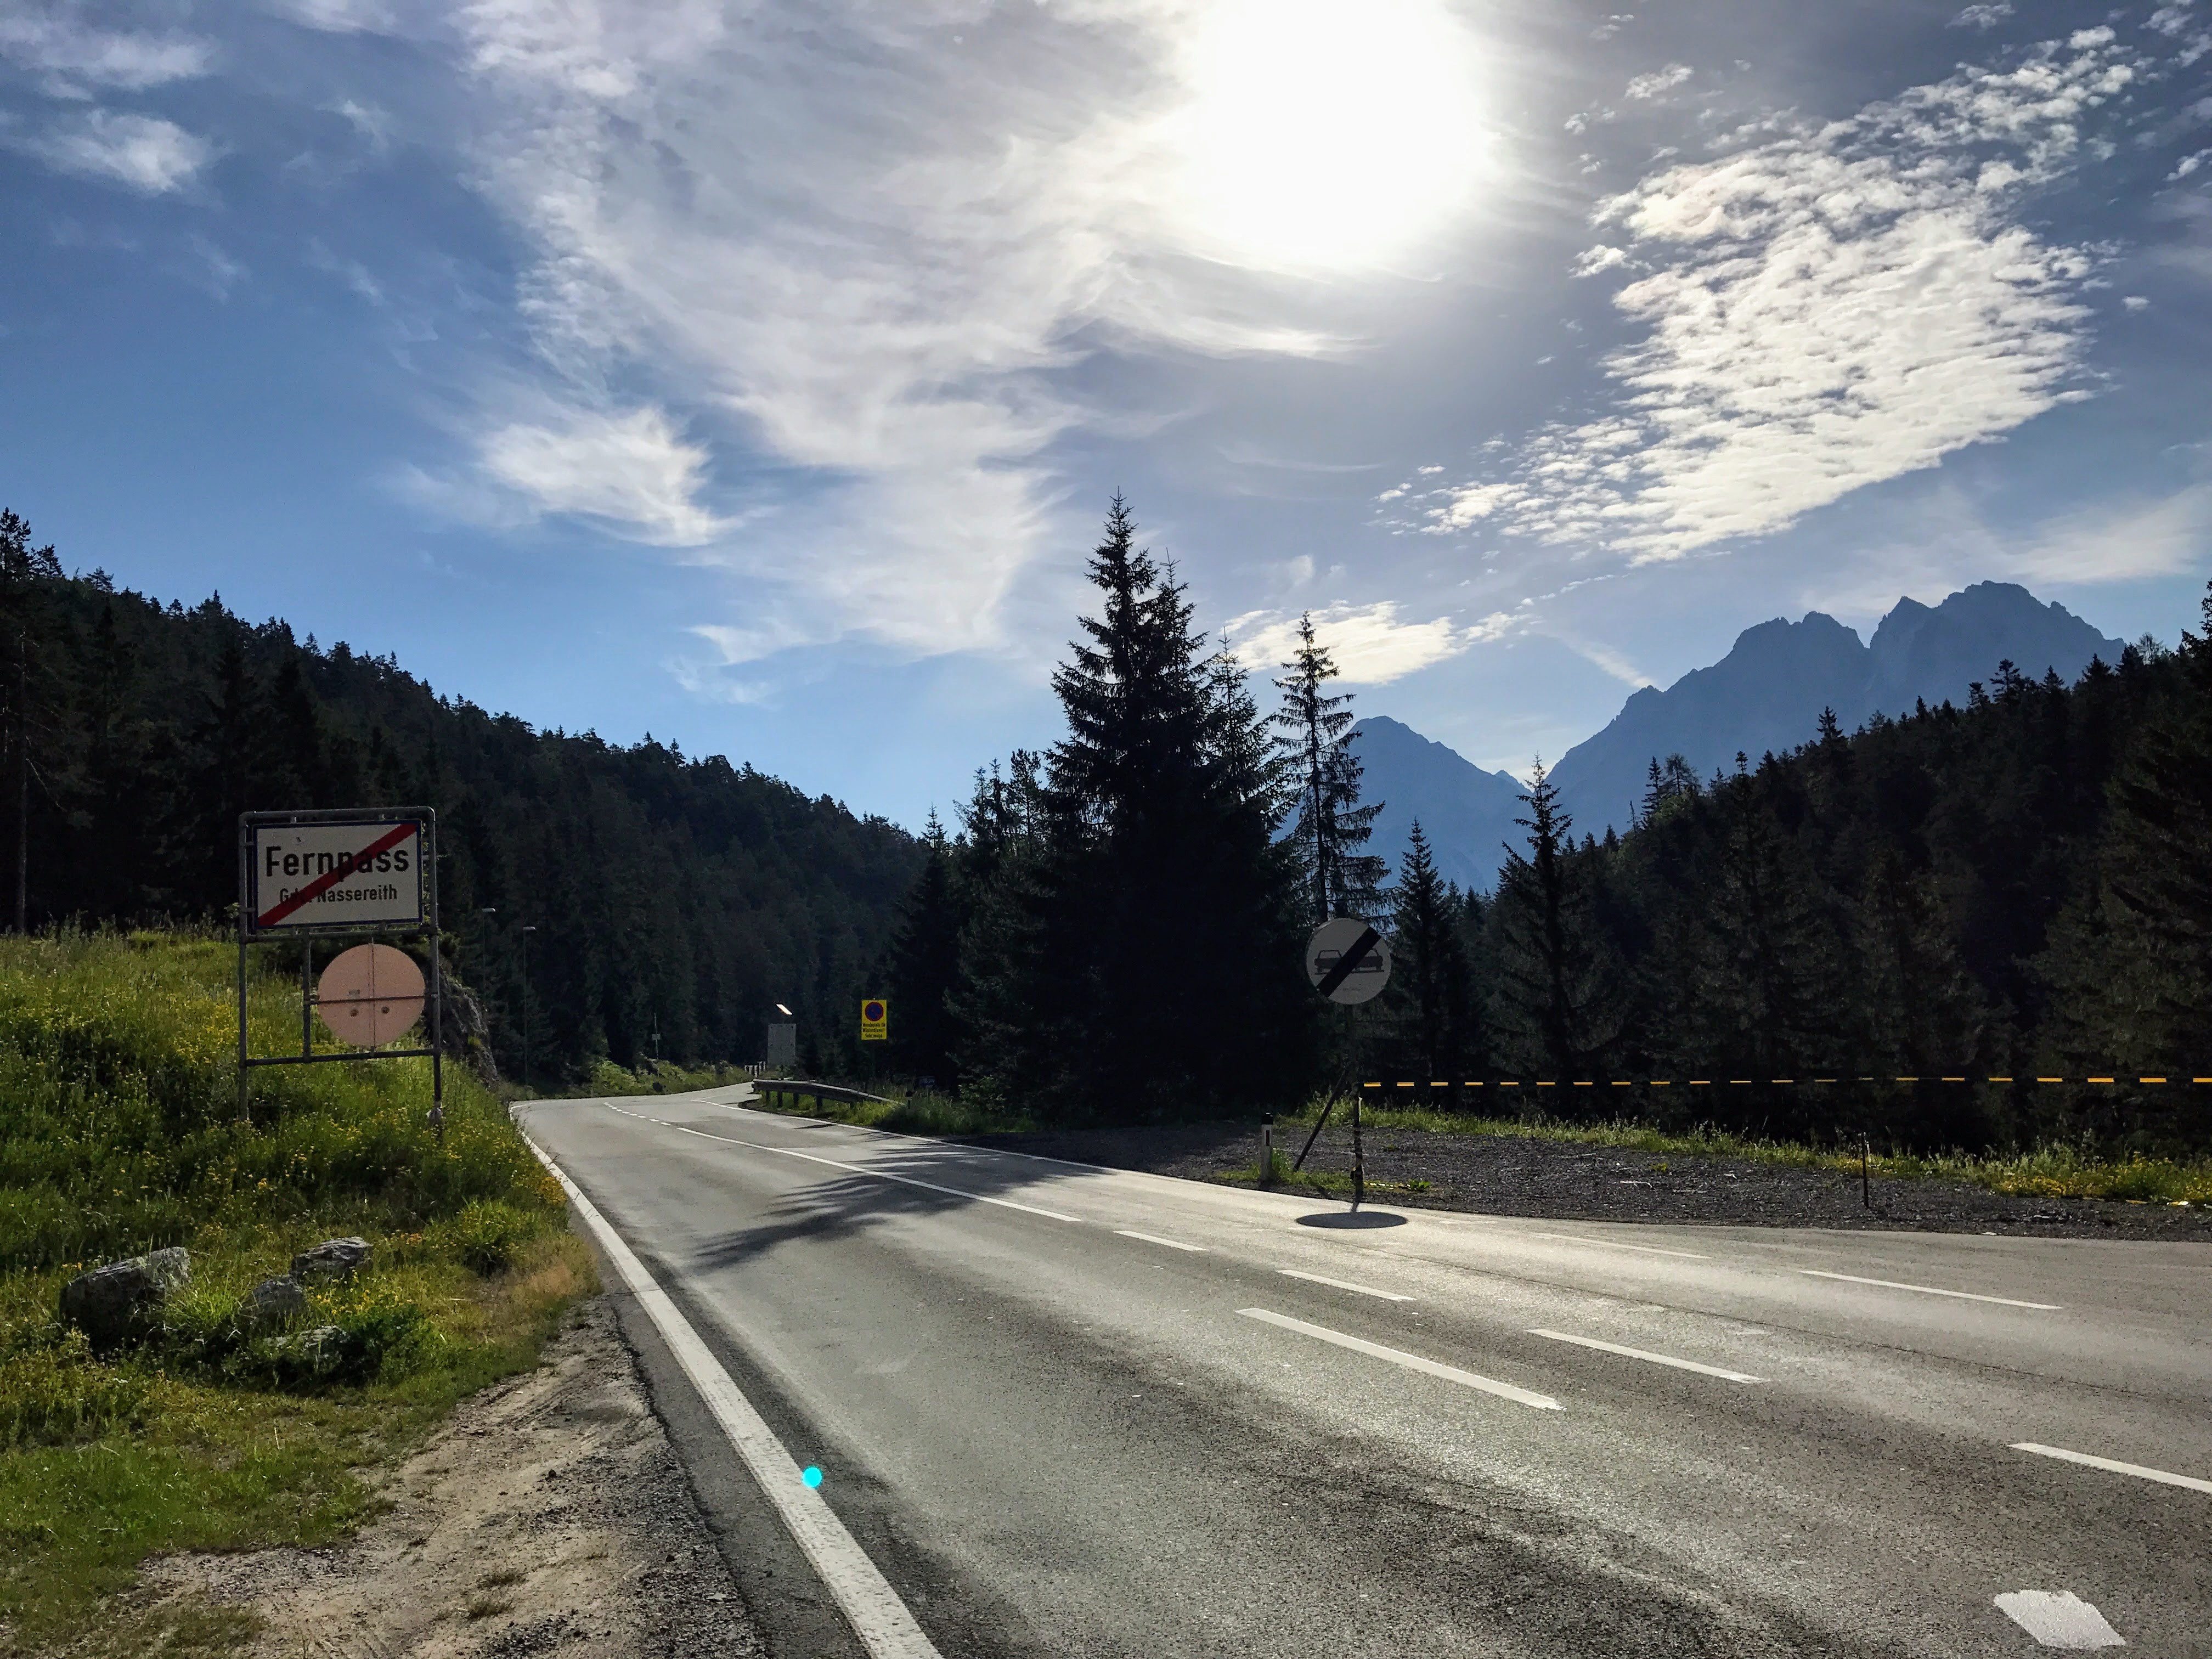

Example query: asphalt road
[518,1087,2212,1658]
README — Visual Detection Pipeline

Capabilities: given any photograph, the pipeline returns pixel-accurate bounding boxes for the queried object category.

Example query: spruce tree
[963,498,1316,1120]
[0,512,65,929]
[1272,612,1384,922]
[1489,761,1621,1082]
[885,813,964,1088]
[2038,582,2212,1118]
[1387,821,1475,1079]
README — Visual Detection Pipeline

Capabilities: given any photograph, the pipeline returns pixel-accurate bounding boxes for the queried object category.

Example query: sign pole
[235,821,251,1123]
[1301,917,1392,1212]
[1351,1085,1364,1211]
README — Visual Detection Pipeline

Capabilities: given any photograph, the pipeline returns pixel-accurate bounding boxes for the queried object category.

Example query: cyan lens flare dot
[802,1465,823,1488]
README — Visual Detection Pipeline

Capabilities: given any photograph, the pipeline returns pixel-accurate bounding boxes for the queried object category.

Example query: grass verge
[0,930,593,1657]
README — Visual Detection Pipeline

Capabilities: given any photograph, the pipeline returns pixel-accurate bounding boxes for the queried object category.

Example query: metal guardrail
[752,1077,899,1108]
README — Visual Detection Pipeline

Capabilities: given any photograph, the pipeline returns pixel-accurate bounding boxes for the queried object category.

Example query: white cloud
[1395,32,2138,564]
[1224,601,1511,685]
[1624,64,1692,100]
[472,405,731,546]
[265,0,396,32]
[0,9,211,95]
[22,110,216,193]
[1950,3,2013,29]
[442,0,1490,661]
[1799,481,2212,617]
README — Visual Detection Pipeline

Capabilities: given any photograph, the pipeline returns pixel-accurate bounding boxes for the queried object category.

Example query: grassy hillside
[0,932,590,1657]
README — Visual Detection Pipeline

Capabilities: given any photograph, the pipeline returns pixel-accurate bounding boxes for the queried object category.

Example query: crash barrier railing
[752,1076,899,1109]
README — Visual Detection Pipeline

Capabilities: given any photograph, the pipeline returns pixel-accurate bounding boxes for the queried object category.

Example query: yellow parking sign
[860,998,888,1041]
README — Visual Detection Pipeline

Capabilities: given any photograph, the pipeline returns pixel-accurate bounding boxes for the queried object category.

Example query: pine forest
[5,503,2209,1155]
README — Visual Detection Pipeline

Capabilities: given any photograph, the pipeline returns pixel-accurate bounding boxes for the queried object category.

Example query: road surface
[517,1086,2211,1658]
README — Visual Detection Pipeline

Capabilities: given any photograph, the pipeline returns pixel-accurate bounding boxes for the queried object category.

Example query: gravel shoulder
[954,1120,2212,1241]
[140,1299,770,1658]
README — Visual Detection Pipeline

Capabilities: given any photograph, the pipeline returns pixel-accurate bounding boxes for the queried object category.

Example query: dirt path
[145,1300,769,1658]
[955,1120,2212,1240]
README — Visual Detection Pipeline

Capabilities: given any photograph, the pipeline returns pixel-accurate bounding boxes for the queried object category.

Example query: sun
[1165,0,1487,274]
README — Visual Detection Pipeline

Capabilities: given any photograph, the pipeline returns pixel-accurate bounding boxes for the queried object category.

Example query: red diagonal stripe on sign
[255,822,416,928]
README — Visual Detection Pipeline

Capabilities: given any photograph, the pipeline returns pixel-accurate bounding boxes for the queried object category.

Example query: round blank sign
[316,944,425,1048]
[1305,916,1392,1006]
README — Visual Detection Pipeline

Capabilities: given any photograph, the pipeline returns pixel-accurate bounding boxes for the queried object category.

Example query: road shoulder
[141,1297,769,1658]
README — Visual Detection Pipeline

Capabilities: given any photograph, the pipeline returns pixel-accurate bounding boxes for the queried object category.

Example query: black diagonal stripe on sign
[1314,926,1381,1000]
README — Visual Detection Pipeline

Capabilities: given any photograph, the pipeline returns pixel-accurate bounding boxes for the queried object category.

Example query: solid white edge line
[1527,1328,1764,1383]
[1797,1269,2061,1310]
[1115,1229,1206,1252]
[1276,1268,1414,1301]
[1237,1307,1559,1410]
[1530,1232,1707,1259]
[606,1103,1084,1223]
[520,1130,944,1659]
[2011,1442,2212,1495]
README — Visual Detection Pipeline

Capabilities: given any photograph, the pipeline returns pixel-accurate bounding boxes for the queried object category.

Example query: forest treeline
[8,496,2208,1153]
[0,510,919,1083]
[878,503,2212,1154]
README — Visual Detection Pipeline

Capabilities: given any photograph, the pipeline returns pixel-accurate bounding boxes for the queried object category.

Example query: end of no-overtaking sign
[247,818,426,934]
[1306,916,1391,1005]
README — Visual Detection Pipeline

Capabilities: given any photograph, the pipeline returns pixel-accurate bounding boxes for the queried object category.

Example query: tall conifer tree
[1273,612,1384,922]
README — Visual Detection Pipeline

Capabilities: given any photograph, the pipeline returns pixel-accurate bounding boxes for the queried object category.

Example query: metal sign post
[236,808,441,1127]
[1302,917,1392,1210]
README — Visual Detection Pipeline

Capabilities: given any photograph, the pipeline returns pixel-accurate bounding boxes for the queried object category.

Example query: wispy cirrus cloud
[1392,30,2143,566]
[438,0,1486,663]
[1224,601,1513,685]
[0,8,211,96]
[410,403,735,546]
[20,109,217,192]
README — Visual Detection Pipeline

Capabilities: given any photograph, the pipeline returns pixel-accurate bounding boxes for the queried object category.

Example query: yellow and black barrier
[1358,1075,2211,1090]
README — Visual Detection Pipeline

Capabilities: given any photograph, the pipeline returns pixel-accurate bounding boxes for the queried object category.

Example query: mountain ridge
[1356,582,2125,890]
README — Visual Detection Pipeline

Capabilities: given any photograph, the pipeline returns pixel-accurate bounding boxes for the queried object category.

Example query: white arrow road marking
[1796,1269,2061,1309]
[1237,1308,1559,1409]
[1527,1328,1764,1382]
[522,1132,943,1659]
[1115,1229,1206,1252]
[1993,1590,2126,1649]
[1276,1268,1414,1301]
[2011,1443,2212,1495]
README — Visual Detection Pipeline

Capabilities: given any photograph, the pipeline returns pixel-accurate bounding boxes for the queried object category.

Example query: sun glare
[1167,0,1486,273]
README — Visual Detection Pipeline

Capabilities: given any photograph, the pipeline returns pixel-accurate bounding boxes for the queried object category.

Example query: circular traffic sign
[316,944,426,1048]
[1305,916,1392,1005]
[864,1000,885,1023]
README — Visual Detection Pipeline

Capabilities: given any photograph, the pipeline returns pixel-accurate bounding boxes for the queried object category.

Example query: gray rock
[291,1237,372,1283]
[59,1246,191,1351]
[237,1274,307,1333]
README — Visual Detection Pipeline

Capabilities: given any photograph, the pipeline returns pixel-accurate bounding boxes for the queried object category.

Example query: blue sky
[3,0,2208,828]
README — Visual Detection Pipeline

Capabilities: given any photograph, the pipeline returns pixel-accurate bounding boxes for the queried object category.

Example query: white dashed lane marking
[1237,1308,1559,1410]
[2012,1442,2212,1495]
[1115,1229,1206,1252]
[1276,1268,1414,1301]
[608,1104,1086,1223]
[1797,1269,2061,1310]
[1527,1328,1763,1383]
[1529,1232,1707,1259]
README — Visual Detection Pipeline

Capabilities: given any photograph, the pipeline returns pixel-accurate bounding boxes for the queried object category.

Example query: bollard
[1260,1116,1274,1186]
